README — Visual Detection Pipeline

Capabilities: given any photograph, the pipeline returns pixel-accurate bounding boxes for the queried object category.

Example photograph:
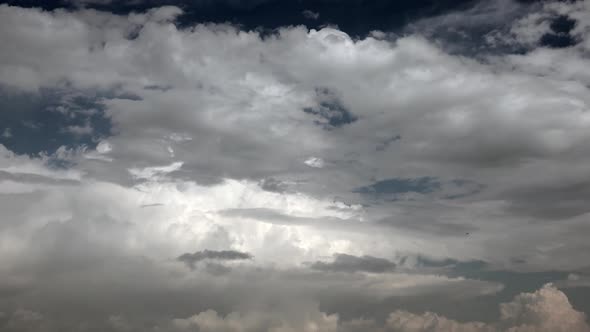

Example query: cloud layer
[2,0,590,331]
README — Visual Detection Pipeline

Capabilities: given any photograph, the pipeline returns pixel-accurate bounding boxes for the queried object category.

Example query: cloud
[170,308,338,332]
[1,309,46,332]
[385,284,590,332]
[258,178,288,193]
[63,122,94,136]
[177,249,253,269]
[499,283,590,332]
[386,311,494,332]
[3,1,590,195]
[2,1,590,330]
[354,177,440,196]
[128,161,183,180]
[302,9,320,20]
[142,284,589,332]
[304,157,325,169]
[0,283,585,331]
[310,253,396,273]
[1,1,590,266]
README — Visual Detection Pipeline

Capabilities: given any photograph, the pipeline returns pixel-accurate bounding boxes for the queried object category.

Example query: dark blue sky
[1,0,481,37]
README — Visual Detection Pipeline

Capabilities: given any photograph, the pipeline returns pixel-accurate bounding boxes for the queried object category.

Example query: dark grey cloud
[310,253,396,273]
[177,250,253,269]
[401,255,489,272]
[353,177,484,203]
[504,180,590,220]
[375,134,401,152]
[393,219,477,237]
[0,170,79,186]
[258,177,288,193]
[303,87,357,129]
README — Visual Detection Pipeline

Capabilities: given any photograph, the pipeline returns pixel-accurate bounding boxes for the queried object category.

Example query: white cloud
[128,161,183,180]
[1,0,590,267]
[96,140,113,154]
[157,284,588,332]
[386,311,494,332]
[499,284,590,332]
[2,1,590,330]
[170,309,337,332]
[385,284,590,332]
[64,121,94,136]
[0,0,590,271]
[304,157,325,168]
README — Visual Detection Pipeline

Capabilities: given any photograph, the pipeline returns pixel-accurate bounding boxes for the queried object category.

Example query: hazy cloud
[177,250,253,269]
[310,253,396,273]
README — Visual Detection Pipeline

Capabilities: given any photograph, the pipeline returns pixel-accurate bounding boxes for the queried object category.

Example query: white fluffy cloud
[169,309,338,332]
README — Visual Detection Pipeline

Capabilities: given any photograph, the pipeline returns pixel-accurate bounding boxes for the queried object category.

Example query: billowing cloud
[169,308,338,332]
[81,284,585,331]
[386,284,590,332]
[2,0,590,330]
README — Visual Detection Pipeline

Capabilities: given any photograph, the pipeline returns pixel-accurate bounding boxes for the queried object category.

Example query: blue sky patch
[354,177,441,196]
[0,87,112,156]
[354,177,484,200]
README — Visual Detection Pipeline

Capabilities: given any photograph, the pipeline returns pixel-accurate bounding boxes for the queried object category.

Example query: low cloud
[310,253,396,273]
[162,284,589,332]
[177,249,253,269]
[387,284,590,332]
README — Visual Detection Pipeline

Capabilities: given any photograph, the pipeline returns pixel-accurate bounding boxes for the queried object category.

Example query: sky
[1,0,590,331]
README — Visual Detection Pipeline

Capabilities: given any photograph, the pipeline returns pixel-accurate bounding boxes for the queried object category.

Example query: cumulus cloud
[2,284,585,332]
[386,311,494,332]
[386,284,590,332]
[150,284,588,332]
[2,0,590,330]
[169,308,338,332]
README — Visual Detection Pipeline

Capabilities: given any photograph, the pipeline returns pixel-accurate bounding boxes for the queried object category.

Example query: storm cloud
[1,0,590,331]
[310,253,397,273]
[177,249,253,269]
